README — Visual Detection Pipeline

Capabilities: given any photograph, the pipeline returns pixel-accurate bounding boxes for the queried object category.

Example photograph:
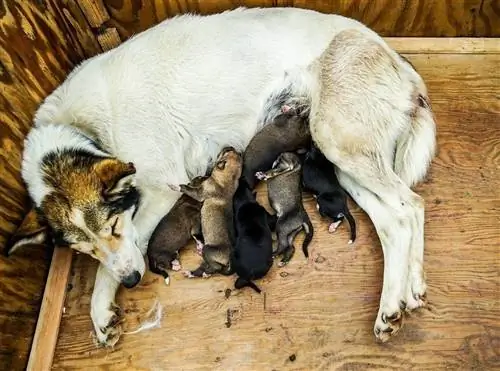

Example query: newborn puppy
[173,147,242,277]
[147,176,207,285]
[256,152,314,265]
[302,144,356,244]
[242,108,310,188]
[231,178,277,294]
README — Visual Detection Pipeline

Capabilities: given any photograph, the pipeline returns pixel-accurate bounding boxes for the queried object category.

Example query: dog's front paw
[255,171,266,180]
[92,303,122,347]
[183,270,195,278]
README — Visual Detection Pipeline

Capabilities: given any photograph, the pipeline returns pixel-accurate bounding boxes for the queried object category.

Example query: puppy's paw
[328,220,342,233]
[195,241,204,255]
[171,259,181,271]
[183,270,195,278]
[167,183,180,192]
[255,171,266,180]
[281,104,292,113]
[202,272,212,278]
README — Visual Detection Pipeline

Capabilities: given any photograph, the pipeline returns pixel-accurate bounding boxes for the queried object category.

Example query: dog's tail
[302,218,314,258]
[344,211,357,244]
[394,64,437,187]
[235,277,262,294]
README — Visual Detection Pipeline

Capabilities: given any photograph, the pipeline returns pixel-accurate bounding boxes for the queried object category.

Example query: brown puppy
[256,152,314,266]
[172,147,242,277]
[242,107,310,188]
[147,175,207,285]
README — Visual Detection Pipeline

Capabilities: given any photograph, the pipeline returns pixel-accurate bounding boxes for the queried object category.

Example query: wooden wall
[0,0,498,370]
[0,1,102,369]
[104,0,500,40]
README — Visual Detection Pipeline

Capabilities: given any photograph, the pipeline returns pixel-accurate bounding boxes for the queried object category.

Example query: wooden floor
[51,38,499,370]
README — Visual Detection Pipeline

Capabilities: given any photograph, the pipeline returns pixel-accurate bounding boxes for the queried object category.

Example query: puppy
[173,147,242,277]
[147,176,207,285]
[256,152,313,265]
[302,144,356,244]
[231,178,277,293]
[242,108,310,188]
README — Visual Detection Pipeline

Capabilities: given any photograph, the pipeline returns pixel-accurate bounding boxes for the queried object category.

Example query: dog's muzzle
[122,270,141,288]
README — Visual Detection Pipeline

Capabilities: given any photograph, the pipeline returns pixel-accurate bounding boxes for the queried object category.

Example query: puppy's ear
[94,158,136,201]
[5,208,49,256]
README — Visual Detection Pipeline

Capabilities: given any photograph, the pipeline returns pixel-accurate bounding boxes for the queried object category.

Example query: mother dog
[7,7,436,346]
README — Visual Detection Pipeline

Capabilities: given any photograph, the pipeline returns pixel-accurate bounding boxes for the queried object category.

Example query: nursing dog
[231,178,277,294]
[302,144,356,243]
[147,176,207,285]
[9,7,436,345]
[173,147,242,277]
[256,152,314,265]
[242,108,310,188]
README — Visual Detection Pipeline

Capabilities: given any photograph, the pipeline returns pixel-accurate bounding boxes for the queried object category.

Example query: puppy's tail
[344,211,357,244]
[235,277,262,294]
[394,63,437,187]
[302,218,314,258]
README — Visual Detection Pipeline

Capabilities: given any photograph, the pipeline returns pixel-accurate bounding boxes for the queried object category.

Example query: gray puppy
[256,152,314,265]
[242,107,310,188]
[147,176,207,285]
[172,147,242,277]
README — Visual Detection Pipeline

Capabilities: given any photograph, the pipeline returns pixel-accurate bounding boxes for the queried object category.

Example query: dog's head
[212,147,242,186]
[7,150,145,288]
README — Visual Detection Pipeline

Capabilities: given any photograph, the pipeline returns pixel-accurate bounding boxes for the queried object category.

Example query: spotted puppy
[256,152,313,265]
[242,108,310,188]
[231,178,277,293]
[147,176,207,285]
[302,144,356,244]
[173,147,242,277]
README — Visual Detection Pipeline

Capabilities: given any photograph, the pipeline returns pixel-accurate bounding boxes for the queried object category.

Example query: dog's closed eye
[216,160,226,170]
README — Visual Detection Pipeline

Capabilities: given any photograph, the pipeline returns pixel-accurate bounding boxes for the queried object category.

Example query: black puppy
[231,178,277,293]
[302,144,356,244]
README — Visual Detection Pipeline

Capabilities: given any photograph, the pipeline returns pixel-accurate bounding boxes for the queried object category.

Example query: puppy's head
[211,147,242,187]
[9,151,145,288]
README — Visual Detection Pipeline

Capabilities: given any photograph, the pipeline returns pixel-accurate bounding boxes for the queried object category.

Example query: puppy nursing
[302,144,356,243]
[177,147,242,278]
[256,152,314,265]
[147,176,206,285]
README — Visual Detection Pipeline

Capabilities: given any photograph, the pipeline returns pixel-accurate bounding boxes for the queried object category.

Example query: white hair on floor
[123,299,163,335]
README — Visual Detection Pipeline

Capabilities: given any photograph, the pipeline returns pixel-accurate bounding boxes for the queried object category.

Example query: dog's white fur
[21,7,436,345]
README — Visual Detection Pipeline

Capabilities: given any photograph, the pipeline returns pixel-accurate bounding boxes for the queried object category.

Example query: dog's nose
[122,271,141,288]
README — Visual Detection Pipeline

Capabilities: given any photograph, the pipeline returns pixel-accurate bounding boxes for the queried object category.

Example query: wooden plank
[97,27,122,51]
[386,38,500,55]
[51,45,500,370]
[103,0,500,40]
[76,0,110,28]
[26,247,73,371]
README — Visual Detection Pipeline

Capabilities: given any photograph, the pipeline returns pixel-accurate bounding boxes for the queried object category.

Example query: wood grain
[26,247,73,371]
[0,2,101,370]
[51,42,500,370]
[102,0,500,40]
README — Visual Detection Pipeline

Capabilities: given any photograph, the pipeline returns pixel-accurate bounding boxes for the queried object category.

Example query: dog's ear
[5,208,49,256]
[94,158,136,200]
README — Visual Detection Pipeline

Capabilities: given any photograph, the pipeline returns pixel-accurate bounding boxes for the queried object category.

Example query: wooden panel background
[0,1,102,369]
[103,0,500,40]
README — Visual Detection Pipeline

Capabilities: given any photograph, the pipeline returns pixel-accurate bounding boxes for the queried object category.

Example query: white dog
[7,7,436,346]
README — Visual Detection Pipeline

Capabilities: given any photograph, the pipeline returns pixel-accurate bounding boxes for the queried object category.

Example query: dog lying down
[242,107,310,188]
[256,152,314,266]
[172,147,242,278]
[302,144,357,244]
[231,178,277,293]
[147,176,206,285]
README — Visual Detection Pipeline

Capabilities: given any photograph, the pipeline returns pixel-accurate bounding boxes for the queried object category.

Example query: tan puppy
[171,147,242,277]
